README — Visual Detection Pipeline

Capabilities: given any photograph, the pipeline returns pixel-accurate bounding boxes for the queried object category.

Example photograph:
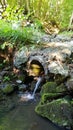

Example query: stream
[0,94,67,130]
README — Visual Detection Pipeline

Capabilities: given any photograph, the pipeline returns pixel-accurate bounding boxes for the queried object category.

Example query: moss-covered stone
[2,83,14,94]
[41,82,57,95]
[35,81,73,129]
[55,83,68,93]
[35,98,73,128]
[55,74,67,85]
[40,82,68,105]
[41,93,63,104]
[41,82,67,95]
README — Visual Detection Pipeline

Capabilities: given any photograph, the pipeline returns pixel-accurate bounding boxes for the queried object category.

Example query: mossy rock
[41,82,67,95]
[55,83,68,93]
[41,82,57,95]
[35,98,73,128]
[54,74,67,85]
[41,93,63,104]
[2,83,14,94]
[36,81,73,129]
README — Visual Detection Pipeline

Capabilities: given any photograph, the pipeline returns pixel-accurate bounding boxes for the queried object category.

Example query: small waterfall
[19,77,43,101]
[32,77,42,97]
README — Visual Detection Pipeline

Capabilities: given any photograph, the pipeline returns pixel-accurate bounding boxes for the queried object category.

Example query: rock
[66,78,73,91]
[1,83,15,94]
[18,84,27,91]
[13,47,28,68]
[40,34,51,43]
[13,39,73,78]
[35,98,73,129]
[16,80,22,84]
[51,34,71,42]
[35,82,73,129]
[41,34,72,43]
[68,64,73,78]
[41,82,67,95]
[54,74,67,85]
[48,61,69,76]
[40,82,68,106]
[27,41,73,77]
[0,70,9,76]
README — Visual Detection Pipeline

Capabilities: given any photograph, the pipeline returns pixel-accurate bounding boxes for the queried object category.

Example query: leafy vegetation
[0,0,73,50]
[0,19,44,49]
[3,76,10,82]
[1,0,73,30]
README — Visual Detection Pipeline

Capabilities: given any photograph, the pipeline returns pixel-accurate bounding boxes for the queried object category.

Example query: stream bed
[0,93,67,130]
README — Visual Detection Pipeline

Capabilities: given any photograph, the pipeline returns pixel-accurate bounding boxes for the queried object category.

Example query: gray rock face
[48,61,69,76]
[51,34,72,42]
[28,41,73,76]
[13,47,29,68]
[13,41,73,77]
[66,78,73,91]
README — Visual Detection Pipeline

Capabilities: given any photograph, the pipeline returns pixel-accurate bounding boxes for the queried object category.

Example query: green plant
[2,5,24,21]
[0,19,44,49]
[3,76,10,82]
[1,0,73,30]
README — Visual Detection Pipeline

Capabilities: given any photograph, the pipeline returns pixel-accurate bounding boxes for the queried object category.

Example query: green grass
[0,20,44,49]
[59,30,73,37]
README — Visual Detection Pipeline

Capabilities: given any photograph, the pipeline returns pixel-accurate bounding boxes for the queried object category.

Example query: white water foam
[20,77,42,101]
[19,93,34,101]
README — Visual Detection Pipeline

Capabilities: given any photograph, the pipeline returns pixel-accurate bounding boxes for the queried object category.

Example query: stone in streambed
[1,83,15,94]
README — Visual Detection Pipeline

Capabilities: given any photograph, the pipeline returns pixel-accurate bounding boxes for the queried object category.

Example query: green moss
[41,82,67,96]
[41,93,63,104]
[2,84,14,94]
[56,83,67,93]
[35,81,73,128]
[40,81,69,107]
[41,82,57,95]
[35,98,73,127]
[55,74,66,85]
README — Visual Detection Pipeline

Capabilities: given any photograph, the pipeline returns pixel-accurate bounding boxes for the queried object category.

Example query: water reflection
[0,100,68,130]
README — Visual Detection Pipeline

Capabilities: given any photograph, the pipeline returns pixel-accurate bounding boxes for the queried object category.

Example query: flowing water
[0,78,68,130]
[0,96,67,130]
[19,77,43,101]
[32,77,43,97]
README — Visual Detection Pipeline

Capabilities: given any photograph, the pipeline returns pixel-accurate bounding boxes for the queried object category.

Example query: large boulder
[41,82,68,95]
[35,82,73,129]
[35,98,73,129]
[27,41,73,77]
[13,40,73,78]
